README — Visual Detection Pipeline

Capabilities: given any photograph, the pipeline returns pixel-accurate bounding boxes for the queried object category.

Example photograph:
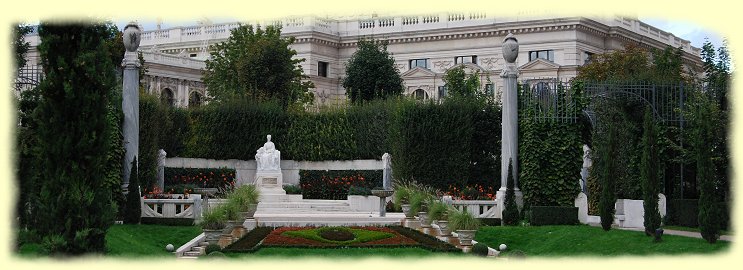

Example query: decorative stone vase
[418,212,432,227]
[437,220,451,236]
[240,204,258,219]
[122,22,142,52]
[223,220,243,234]
[203,229,222,246]
[501,33,519,64]
[401,204,414,218]
[456,230,477,246]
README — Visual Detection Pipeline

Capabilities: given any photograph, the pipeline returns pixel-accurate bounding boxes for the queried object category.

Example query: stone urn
[436,220,451,236]
[122,22,142,53]
[456,230,477,246]
[240,204,258,219]
[223,220,243,234]
[501,33,519,64]
[203,229,222,246]
[401,204,415,218]
[418,212,432,227]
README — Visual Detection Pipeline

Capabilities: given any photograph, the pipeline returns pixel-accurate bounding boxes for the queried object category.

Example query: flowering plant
[446,183,496,200]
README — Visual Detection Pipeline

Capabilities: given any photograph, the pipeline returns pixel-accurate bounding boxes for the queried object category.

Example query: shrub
[220,201,241,221]
[283,184,302,194]
[205,244,222,255]
[228,184,260,211]
[599,118,618,231]
[428,201,449,221]
[299,170,381,200]
[223,227,273,252]
[124,157,141,224]
[472,243,490,256]
[41,234,66,255]
[530,206,579,226]
[163,184,197,195]
[286,108,357,161]
[163,167,236,193]
[448,209,481,231]
[348,186,372,196]
[409,190,433,214]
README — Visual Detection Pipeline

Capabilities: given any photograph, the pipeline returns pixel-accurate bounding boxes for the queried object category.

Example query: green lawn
[223,247,463,259]
[664,225,733,236]
[17,224,202,257]
[475,225,731,257]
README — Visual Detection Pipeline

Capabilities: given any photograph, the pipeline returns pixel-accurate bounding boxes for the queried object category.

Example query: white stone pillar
[500,33,519,191]
[122,22,142,191]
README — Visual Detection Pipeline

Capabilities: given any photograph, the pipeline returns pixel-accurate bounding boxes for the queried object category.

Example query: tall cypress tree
[34,22,117,254]
[124,157,141,224]
[695,94,722,243]
[501,158,520,225]
[641,108,661,236]
[599,119,617,231]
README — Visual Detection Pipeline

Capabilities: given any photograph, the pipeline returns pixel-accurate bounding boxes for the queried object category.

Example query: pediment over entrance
[401,66,436,78]
[446,63,486,73]
[520,58,561,70]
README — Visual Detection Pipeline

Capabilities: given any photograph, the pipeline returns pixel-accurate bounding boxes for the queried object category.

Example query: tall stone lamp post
[497,33,523,211]
[122,22,142,192]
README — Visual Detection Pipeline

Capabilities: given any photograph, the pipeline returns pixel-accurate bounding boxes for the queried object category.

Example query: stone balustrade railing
[140,51,206,69]
[141,194,202,219]
[450,199,500,218]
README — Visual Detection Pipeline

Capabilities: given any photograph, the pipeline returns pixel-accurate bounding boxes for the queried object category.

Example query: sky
[117,16,726,50]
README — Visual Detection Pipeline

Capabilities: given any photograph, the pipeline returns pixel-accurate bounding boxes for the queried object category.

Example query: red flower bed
[446,183,496,200]
[262,227,418,247]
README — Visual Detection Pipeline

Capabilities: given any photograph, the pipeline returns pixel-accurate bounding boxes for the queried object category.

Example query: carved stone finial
[123,22,142,53]
[502,33,519,64]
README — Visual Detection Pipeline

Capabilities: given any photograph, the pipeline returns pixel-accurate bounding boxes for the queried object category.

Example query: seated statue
[255,134,281,171]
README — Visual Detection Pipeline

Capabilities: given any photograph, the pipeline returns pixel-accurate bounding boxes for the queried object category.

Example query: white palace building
[21,13,703,107]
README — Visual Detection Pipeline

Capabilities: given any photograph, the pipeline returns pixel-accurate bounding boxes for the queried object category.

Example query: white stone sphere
[166,244,174,252]
[499,244,507,251]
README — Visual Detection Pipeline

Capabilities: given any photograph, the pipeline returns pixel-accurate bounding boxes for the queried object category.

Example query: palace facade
[21,14,703,107]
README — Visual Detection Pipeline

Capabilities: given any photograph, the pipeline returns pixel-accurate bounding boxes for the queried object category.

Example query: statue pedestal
[255,170,285,201]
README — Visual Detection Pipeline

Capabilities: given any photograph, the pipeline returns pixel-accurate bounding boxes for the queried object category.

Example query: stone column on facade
[121,22,142,191]
[498,33,523,210]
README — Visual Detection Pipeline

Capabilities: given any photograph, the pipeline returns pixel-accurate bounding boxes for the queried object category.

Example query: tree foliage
[598,117,617,231]
[576,44,690,83]
[442,65,486,102]
[13,23,32,70]
[34,22,118,254]
[343,39,404,103]
[641,108,661,236]
[203,24,314,108]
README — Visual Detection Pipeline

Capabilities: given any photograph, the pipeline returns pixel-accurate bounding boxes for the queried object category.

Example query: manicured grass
[475,225,730,257]
[17,224,201,257]
[283,227,394,244]
[105,224,202,256]
[223,247,463,258]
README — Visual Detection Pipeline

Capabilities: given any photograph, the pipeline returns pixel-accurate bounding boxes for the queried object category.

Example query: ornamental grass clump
[428,200,449,221]
[449,209,481,231]
[228,184,260,212]
[201,207,226,230]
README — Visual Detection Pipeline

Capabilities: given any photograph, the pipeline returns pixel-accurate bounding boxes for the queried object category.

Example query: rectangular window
[409,59,428,69]
[438,85,447,99]
[189,53,198,58]
[583,52,594,65]
[455,55,477,64]
[318,61,328,77]
[485,83,494,97]
[529,50,554,62]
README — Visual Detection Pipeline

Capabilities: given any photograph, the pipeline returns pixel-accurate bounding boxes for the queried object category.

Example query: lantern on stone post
[122,22,142,192]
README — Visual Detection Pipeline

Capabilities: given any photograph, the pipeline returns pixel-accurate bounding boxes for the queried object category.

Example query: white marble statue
[382,153,392,189]
[255,134,281,171]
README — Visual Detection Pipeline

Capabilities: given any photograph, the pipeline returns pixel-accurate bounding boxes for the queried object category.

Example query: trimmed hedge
[163,167,236,192]
[530,206,579,226]
[140,217,195,226]
[286,109,356,161]
[387,226,461,253]
[223,227,274,253]
[299,170,382,200]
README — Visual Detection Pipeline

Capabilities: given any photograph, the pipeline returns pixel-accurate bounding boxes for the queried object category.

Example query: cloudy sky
[117,16,726,50]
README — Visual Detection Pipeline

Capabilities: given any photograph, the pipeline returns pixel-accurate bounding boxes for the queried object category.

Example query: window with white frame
[455,55,477,64]
[528,50,554,62]
[409,59,428,69]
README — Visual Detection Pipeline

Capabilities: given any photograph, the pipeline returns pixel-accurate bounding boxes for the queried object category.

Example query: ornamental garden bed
[223,226,459,253]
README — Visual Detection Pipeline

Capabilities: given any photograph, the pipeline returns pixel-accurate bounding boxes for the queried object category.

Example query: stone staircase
[254,196,403,227]
[179,241,208,259]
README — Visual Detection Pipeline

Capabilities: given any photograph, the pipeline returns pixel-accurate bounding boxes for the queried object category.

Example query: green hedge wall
[390,99,476,190]
[347,100,395,159]
[666,199,730,230]
[163,167,237,191]
[186,100,289,160]
[286,109,356,161]
[299,170,382,200]
[530,206,579,226]
[140,94,170,188]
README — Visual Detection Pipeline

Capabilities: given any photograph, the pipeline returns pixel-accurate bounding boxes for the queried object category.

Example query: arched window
[189,91,202,107]
[413,89,428,100]
[161,88,175,107]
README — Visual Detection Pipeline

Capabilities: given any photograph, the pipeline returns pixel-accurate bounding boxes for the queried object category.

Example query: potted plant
[394,187,414,218]
[201,206,226,246]
[449,208,481,246]
[221,202,243,233]
[411,192,433,227]
[428,201,451,235]
[228,184,260,219]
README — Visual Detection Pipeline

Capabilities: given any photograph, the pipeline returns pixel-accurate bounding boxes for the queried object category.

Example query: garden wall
[164,157,383,186]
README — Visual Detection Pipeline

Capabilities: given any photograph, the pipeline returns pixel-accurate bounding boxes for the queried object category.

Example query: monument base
[255,170,286,196]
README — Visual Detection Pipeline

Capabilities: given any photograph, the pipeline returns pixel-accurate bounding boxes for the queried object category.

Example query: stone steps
[255,212,405,227]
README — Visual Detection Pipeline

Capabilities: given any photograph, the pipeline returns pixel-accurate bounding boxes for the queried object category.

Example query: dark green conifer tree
[641,108,661,237]
[502,158,520,225]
